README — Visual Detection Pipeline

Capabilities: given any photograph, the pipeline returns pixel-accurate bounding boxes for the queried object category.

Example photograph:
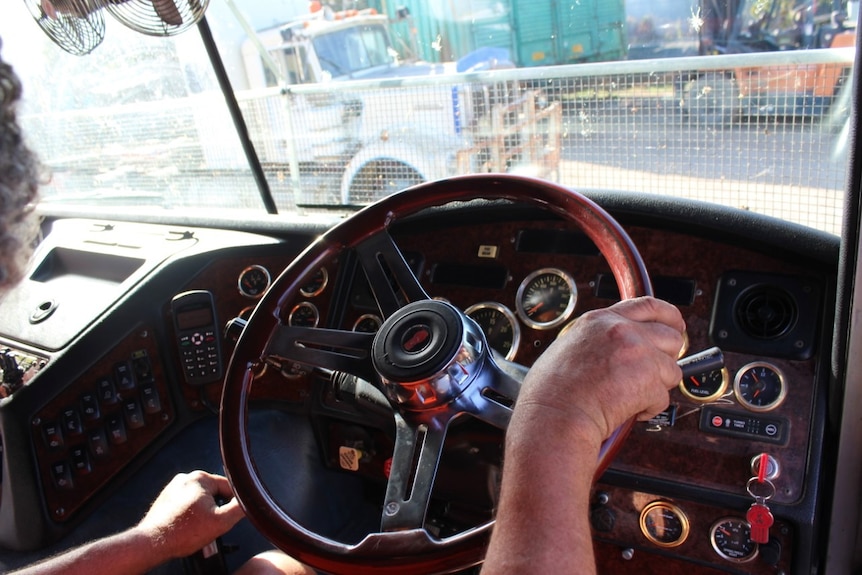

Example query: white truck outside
[234,8,561,206]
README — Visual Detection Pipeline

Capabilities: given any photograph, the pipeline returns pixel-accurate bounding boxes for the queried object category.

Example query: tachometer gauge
[515,268,577,330]
[353,313,382,333]
[640,501,689,548]
[710,517,758,562]
[238,265,271,298]
[288,302,319,327]
[734,362,786,412]
[300,267,329,297]
[679,367,729,402]
[465,302,521,361]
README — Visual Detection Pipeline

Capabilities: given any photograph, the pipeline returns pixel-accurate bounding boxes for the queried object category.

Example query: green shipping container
[374,0,626,66]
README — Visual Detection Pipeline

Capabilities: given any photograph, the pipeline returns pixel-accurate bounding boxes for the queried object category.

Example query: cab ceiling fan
[23,0,106,55]
[23,0,209,55]
[104,0,210,37]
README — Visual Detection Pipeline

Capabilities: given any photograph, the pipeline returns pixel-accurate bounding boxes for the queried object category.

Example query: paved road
[558,98,847,191]
[551,98,847,234]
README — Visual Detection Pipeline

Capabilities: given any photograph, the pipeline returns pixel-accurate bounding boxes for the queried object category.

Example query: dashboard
[0,192,837,574]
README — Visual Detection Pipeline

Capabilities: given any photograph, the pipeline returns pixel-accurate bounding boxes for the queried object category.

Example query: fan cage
[104,0,210,37]
[26,0,106,56]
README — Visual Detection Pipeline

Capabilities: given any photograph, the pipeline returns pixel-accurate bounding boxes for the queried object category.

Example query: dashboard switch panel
[32,330,173,521]
[699,407,789,445]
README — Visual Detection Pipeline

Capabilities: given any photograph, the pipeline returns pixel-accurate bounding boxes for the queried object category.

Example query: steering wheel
[220,173,651,574]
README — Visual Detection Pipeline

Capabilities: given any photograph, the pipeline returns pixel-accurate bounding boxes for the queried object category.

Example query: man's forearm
[481,407,601,575]
[9,527,166,575]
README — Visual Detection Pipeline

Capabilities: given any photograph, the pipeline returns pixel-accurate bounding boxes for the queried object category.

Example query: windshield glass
[313,23,396,77]
[0,0,855,234]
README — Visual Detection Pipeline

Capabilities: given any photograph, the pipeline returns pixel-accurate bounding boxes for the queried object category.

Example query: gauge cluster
[592,485,792,573]
[199,213,826,575]
[368,216,826,574]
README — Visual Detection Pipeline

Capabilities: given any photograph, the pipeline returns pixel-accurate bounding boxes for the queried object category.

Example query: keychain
[746,453,775,544]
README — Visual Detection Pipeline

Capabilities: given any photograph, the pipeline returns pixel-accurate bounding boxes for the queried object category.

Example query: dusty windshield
[0,0,855,233]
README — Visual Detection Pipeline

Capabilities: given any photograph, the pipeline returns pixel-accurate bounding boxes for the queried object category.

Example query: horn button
[372,300,485,410]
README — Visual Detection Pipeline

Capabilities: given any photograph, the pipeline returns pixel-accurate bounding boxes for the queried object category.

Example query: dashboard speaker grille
[710,271,821,360]
[735,286,798,340]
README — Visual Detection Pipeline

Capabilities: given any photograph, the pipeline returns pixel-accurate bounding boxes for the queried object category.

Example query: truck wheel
[683,73,739,128]
[350,161,424,204]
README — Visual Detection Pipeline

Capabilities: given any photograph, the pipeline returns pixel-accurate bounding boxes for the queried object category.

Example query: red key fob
[747,502,774,544]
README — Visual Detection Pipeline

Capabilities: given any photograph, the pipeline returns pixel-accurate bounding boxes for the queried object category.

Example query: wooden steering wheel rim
[220,173,652,575]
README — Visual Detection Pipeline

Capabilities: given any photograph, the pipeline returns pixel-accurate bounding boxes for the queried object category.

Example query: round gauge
[353,313,382,333]
[710,517,758,562]
[300,267,329,297]
[465,302,521,361]
[288,302,320,327]
[679,367,730,402]
[639,501,689,548]
[515,268,577,330]
[238,265,271,298]
[734,362,787,412]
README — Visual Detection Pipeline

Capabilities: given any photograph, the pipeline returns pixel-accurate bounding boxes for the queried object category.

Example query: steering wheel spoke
[356,231,429,318]
[381,414,449,532]
[263,324,376,381]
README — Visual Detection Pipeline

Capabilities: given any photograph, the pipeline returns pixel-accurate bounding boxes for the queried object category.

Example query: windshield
[313,23,396,78]
[0,0,855,234]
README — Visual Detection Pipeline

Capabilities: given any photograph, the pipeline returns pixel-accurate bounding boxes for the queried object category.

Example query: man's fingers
[611,296,686,334]
[214,497,246,525]
[192,470,237,501]
[635,395,673,422]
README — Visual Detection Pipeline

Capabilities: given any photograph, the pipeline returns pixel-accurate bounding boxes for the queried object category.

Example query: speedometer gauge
[465,302,520,361]
[515,268,577,330]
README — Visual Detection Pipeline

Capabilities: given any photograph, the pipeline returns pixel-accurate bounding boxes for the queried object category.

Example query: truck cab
[242,10,411,88]
[0,0,861,573]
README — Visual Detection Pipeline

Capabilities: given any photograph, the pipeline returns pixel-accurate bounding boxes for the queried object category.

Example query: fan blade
[153,0,182,25]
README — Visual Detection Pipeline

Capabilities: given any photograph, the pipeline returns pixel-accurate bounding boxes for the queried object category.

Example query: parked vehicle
[680,0,857,123]
[233,7,561,206]
[374,0,627,67]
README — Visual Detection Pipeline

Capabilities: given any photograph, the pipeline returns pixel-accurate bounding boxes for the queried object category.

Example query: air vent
[735,286,797,340]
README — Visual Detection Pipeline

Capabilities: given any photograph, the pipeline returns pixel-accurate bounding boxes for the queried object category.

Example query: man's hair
[0,41,40,291]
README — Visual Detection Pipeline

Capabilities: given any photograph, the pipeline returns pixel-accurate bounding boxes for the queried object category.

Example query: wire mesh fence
[27,48,853,234]
[242,48,853,233]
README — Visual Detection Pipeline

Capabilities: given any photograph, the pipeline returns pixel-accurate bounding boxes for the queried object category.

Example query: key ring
[746,476,775,502]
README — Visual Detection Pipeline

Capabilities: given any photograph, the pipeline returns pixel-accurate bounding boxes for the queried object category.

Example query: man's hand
[482,296,685,575]
[134,470,246,560]
[512,296,686,450]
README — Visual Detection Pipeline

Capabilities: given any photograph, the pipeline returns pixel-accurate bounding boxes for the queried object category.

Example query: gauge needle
[689,376,700,387]
[527,302,543,314]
